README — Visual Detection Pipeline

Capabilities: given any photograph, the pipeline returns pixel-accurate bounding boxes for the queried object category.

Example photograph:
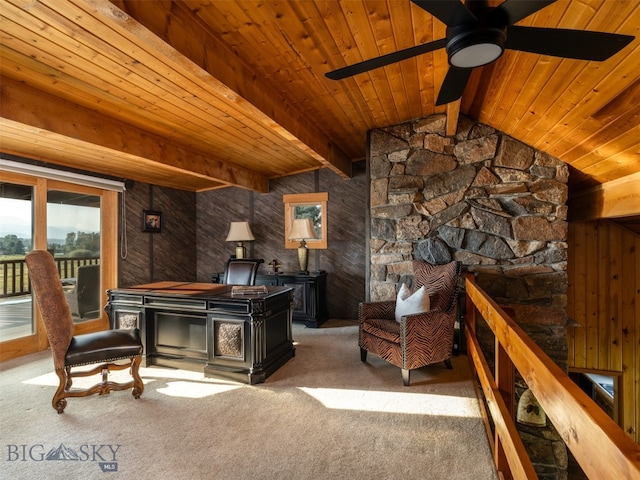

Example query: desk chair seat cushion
[66,328,143,367]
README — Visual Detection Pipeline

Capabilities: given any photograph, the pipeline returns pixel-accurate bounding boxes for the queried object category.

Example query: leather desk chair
[222,258,264,285]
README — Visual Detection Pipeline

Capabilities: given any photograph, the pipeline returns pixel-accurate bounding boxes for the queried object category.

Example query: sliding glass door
[47,189,102,322]
[0,182,34,341]
[0,170,119,360]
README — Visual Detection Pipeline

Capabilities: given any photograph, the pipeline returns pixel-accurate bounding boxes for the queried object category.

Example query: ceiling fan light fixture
[450,42,503,68]
[447,28,506,69]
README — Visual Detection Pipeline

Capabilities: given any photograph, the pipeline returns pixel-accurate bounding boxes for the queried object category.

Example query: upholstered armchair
[359,260,462,386]
[222,258,264,285]
[25,250,144,413]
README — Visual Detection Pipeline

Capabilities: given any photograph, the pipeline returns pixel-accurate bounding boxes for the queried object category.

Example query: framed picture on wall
[142,210,162,233]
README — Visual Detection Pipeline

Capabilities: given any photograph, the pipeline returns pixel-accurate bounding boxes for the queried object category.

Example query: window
[0,164,121,360]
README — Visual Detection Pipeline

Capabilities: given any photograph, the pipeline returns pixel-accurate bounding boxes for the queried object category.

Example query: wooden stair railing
[464,273,640,480]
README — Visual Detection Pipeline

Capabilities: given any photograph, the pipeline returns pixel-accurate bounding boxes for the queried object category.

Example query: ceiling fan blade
[436,67,472,105]
[411,0,477,27]
[487,0,557,27]
[325,38,447,80]
[506,26,635,61]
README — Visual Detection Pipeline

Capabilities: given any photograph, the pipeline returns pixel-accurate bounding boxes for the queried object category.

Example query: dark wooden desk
[105,281,294,384]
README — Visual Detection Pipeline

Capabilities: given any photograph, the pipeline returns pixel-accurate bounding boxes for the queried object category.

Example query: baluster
[2,262,6,296]
[11,260,17,295]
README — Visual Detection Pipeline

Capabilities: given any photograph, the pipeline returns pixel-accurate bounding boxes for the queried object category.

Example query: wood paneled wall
[119,181,197,287]
[119,162,366,320]
[567,220,640,443]
[196,161,367,320]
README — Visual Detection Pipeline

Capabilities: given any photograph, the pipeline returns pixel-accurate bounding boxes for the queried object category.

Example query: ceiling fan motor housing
[326,0,635,105]
[446,25,507,68]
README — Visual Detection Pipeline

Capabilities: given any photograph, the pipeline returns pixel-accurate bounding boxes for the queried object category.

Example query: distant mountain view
[0,218,31,239]
[0,222,97,243]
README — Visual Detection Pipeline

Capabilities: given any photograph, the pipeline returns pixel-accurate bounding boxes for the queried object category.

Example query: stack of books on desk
[231,285,268,296]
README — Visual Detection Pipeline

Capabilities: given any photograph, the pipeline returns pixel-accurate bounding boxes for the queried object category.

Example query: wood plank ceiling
[1,0,639,201]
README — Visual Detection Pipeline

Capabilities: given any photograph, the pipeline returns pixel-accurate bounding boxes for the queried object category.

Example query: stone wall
[368,113,569,368]
[368,113,571,480]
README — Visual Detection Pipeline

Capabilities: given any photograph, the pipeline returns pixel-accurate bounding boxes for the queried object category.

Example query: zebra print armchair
[358,260,462,386]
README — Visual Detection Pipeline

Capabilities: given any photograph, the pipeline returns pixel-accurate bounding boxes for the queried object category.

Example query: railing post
[464,273,476,334]
[495,337,515,479]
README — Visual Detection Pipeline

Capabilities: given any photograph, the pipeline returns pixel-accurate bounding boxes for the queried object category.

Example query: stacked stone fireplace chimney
[368,114,570,479]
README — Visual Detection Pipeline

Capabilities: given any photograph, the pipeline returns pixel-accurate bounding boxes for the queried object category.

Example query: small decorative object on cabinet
[213,270,328,328]
[268,259,282,274]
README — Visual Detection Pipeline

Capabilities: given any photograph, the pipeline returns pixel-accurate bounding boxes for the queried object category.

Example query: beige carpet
[0,320,497,480]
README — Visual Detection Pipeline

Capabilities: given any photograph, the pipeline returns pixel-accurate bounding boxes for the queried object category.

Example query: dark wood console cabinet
[212,271,328,328]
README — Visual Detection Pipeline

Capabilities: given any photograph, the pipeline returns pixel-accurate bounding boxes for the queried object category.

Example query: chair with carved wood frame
[25,250,144,413]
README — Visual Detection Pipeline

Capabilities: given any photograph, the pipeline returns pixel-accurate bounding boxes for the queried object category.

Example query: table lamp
[225,221,255,259]
[288,218,316,274]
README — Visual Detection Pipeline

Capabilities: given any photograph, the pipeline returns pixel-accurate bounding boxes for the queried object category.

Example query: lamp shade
[225,221,255,242]
[288,218,316,240]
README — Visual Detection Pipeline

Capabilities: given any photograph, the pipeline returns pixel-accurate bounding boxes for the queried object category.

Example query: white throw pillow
[397,283,412,302]
[395,285,430,323]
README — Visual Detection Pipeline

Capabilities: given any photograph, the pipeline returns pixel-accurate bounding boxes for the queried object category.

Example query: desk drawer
[145,297,208,310]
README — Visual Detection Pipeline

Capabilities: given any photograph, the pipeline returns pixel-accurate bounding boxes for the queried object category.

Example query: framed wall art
[142,210,162,233]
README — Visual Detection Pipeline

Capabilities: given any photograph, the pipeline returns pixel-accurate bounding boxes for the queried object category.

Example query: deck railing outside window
[0,256,99,298]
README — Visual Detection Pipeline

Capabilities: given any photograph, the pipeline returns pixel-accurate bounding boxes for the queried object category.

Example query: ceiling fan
[325,0,634,105]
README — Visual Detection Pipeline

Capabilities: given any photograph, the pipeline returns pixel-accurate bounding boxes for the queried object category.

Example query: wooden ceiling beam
[568,171,640,221]
[101,0,352,179]
[0,120,225,192]
[0,76,269,192]
[446,101,461,136]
